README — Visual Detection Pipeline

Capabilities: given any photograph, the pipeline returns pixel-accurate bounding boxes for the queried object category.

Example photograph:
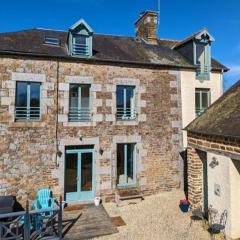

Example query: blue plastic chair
[33,188,55,210]
[32,188,56,232]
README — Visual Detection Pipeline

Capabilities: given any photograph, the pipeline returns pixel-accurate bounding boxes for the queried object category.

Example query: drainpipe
[55,60,60,167]
[220,69,224,93]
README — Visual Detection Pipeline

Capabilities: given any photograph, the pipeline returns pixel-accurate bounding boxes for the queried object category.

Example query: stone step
[115,188,144,206]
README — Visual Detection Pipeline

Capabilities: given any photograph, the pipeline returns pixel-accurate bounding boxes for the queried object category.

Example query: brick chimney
[135,11,158,45]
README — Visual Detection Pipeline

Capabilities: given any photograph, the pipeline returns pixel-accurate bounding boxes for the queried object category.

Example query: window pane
[81,85,90,108]
[30,83,40,119]
[65,153,78,193]
[127,144,135,184]
[16,82,27,107]
[126,87,135,109]
[81,152,93,192]
[30,83,40,107]
[195,92,200,109]
[196,44,205,65]
[116,86,124,109]
[74,35,87,45]
[202,92,209,109]
[69,84,79,109]
[117,144,125,185]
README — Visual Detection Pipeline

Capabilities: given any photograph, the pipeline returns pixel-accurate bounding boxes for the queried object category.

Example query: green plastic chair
[33,188,55,210]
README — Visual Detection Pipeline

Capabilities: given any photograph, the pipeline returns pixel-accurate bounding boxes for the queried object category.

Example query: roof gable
[173,29,215,49]
[195,29,215,42]
[69,19,94,34]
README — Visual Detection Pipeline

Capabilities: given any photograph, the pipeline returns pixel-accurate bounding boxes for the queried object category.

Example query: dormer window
[194,30,214,80]
[68,19,93,57]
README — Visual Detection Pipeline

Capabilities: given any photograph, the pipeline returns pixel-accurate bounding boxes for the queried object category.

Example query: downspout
[55,60,60,167]
[220,69,224,93]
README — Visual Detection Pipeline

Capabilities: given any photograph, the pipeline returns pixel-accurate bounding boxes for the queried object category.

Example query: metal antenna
[157,0,160,34]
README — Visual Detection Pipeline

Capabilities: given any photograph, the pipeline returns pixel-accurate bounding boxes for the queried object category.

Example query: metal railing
[68,107,91,122]
[15,107,40,121]
[116,108,137,120]
[0,200,62,240]
[196,65,211,80]
[72,43,89,56]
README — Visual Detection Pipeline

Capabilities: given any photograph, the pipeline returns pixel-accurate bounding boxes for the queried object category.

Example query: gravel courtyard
[93,190,211,240]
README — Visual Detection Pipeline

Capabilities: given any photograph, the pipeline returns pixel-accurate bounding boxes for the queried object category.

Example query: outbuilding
[186,80,240,239]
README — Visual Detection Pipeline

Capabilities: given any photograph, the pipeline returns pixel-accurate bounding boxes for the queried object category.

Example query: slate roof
[186,80,240,138]
[0,28,227,71]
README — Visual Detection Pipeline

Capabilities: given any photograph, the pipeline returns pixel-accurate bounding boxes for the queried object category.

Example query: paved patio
[93,190,212,240]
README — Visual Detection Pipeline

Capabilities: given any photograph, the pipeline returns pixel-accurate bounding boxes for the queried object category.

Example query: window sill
[63,121,96,127]
[9,121,46,128]
[117,183,137,189]
[115,119,138,126]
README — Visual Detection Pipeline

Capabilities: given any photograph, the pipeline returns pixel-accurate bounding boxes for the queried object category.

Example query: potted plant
[179,199,189,212]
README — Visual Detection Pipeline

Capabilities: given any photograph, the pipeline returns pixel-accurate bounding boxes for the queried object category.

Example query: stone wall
[188,132,240,160]
[187,147,205,209]
[0,57,58,203]
[0,55,183,204]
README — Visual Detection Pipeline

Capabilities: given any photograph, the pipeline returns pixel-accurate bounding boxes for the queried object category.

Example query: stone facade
[0,55,183,205]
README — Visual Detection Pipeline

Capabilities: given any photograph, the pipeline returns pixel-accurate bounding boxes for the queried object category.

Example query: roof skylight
[43,36,60,46]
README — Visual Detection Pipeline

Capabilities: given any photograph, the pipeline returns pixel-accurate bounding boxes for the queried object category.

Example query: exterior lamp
[99,148,104,155]
[209,157,219,168]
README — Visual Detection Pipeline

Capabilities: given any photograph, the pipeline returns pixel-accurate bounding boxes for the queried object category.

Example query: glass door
[65,148,94,201]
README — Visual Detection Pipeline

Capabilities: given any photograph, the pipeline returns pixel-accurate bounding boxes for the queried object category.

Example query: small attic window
[44,36,60,46]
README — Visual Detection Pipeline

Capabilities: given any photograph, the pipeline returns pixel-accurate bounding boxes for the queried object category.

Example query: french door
[65,148,94,201]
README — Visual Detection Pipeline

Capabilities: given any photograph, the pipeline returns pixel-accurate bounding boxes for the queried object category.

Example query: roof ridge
[94,33,134,39]
[0,28,39,34]
[36,28,67,32]
[159,38,180,42]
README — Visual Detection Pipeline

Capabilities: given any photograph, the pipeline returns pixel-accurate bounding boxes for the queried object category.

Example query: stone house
[0,11,227,204]
[186,80,240,239]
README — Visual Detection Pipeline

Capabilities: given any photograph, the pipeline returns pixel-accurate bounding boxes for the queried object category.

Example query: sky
[0,0,239,89]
